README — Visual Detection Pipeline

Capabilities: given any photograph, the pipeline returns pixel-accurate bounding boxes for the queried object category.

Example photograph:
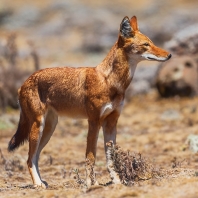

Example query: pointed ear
[130,16,139,31]
[120,16,134,38]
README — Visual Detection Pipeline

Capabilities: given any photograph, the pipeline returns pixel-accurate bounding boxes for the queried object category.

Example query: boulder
[156,56,198,97]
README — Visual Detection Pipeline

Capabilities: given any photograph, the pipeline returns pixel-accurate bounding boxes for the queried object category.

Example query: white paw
[33,182,47,189]
[112,177,121,184]
[86,178,99,188]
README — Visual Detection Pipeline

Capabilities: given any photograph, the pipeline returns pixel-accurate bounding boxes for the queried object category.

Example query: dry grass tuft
[72,168,85,187]
[106,141,159,186]
[0,148,23,178]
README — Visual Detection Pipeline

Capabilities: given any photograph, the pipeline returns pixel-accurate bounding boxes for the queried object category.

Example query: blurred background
[0,0,198,110]
[1,2,198,195]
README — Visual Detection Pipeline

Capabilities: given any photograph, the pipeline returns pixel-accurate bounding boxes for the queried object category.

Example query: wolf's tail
[8,111,29,152]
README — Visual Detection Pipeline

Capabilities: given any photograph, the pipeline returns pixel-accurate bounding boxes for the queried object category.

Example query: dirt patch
[1,92,198,197]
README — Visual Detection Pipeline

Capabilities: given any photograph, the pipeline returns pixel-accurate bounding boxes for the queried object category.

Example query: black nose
[167,54,172,60]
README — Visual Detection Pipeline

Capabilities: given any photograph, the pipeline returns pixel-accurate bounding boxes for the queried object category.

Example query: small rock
[160,109,181,121]
[186,134,198,153]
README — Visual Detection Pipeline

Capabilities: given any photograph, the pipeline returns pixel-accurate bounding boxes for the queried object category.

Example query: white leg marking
[31,116,45,186]
[106,144,121,184]
[32,154,42,185]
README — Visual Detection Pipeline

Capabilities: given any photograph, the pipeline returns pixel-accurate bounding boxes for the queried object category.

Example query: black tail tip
[8,137,17,152]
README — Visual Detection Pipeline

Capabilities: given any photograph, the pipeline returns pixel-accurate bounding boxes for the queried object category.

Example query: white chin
[141,54,167,62]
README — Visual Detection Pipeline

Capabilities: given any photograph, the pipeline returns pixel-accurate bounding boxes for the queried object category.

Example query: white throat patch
[100,103,113,117]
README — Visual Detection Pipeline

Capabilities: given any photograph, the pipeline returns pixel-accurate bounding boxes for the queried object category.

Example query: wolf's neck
[96,42,138,92]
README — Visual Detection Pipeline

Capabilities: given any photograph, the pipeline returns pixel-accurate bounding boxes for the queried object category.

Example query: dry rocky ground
[1,92,198,198]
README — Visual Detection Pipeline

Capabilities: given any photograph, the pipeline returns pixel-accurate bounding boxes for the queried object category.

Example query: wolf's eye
[143,43,150,46]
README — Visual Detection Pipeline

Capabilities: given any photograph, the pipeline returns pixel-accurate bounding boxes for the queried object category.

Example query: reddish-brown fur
[8,16,171,188]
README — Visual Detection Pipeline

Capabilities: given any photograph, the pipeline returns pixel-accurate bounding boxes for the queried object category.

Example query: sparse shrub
[72,142,161,187]
[0,33,40,112]
[4,156,23,172]
[0,149,6,165]
[0,148,23,177]
[106,141,158,186]
[73,168,85,185]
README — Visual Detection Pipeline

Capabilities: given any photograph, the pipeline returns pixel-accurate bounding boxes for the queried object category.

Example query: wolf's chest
[100,99,124,118]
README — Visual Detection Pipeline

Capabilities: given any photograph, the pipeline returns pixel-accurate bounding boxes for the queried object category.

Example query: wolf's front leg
[102,110,121,184]
[85,120,100,188]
